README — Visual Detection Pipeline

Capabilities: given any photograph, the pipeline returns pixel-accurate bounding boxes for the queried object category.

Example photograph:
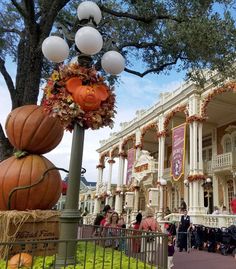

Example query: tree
[0,0,236,160]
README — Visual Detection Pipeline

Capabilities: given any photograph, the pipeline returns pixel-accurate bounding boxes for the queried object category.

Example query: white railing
[212,152,232,169]
[165,213,236,228]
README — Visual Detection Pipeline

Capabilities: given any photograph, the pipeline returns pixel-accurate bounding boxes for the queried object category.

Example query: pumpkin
[5,105,64,154]
[8,253,32,269]
[66,77,109,111]
[0,154,62,210]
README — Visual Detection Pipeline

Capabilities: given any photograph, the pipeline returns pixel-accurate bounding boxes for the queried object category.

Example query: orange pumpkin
[5,105,64,154]
[0,154,62,210]
[66,77,109,111]
[8,253,32,269]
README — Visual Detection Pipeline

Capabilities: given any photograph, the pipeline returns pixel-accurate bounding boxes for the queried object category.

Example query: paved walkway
[174,249,236,269]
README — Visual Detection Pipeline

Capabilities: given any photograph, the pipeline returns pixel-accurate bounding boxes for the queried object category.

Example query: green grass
[0,242,152,269]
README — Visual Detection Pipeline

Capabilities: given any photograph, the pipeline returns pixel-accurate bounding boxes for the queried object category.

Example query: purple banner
[171,124,186,181]
[126,148,136,185]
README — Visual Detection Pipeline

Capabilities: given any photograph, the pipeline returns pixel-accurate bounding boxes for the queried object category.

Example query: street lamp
[41,1,125,267]
[160,179,167,219]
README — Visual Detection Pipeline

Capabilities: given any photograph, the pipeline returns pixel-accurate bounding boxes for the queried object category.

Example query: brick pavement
[174,249,236,269]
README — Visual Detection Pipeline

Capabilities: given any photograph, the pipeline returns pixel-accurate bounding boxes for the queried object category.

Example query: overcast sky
[0,59,184,185]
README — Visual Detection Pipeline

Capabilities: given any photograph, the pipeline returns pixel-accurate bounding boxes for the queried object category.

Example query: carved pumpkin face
[66,77,109,111]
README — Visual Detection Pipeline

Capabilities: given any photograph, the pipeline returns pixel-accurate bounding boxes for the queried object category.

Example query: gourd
[0,154,62,210]
[5,105,64,154]
[8,253,32,269]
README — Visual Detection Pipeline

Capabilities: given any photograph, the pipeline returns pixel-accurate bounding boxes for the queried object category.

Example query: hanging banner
[126,148,136,185]
[171,123,186,181]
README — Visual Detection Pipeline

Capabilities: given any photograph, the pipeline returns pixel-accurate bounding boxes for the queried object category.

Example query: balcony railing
[165,213,236,228]
[212,152,232,170]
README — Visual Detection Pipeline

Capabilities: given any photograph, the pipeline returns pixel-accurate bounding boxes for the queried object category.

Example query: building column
[198,123,203,174]
[115,152,125,214]
[106,158,115,205]
[133,185,140,212]
[213,174,219,208]
[135,128,142,159]
[94,164,104,214]
[198,122,205,213]
[233,178,236,195]
[158,134,165,213]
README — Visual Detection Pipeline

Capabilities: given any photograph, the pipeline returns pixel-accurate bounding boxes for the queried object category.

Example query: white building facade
[94,76,236,227]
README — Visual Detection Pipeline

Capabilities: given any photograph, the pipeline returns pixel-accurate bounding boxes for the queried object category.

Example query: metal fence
[0,224,168,269]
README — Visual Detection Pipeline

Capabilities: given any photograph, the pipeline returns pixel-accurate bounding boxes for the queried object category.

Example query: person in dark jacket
[178,209,192,252]
[180,198,187,211]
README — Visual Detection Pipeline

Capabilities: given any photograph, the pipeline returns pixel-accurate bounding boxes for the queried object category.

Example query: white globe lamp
[77,1,102,25]
[184,179,189,185]
[160,178,167,186]
[42,36,69,63]
[206,177,212,183]
[101,50,125,75]
[75,26,103,55]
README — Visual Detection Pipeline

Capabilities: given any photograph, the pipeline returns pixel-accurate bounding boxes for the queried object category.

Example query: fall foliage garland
[41,63,116,131]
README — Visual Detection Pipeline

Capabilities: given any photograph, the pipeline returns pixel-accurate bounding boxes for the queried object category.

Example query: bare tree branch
[39,0,71,44]
[124,56,180,77]
[100,5,183,23]
[11,0,28,20]
[1,27,22,36]
[23,0,36,25]
[0,58,16,102]
[119,41,163,50]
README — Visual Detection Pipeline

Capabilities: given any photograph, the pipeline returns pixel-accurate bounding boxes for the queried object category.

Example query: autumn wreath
[41,63,116,131]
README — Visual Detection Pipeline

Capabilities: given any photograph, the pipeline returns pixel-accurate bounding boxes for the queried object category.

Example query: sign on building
[171,123,186,181]
[148,188,159,207]
[125,192,134,208]
[126,148,136,185]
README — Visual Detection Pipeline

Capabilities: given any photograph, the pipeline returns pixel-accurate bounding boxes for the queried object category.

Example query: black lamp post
[41,1,125,267]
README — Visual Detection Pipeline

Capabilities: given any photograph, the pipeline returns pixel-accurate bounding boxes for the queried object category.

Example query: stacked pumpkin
[0,105,64,210]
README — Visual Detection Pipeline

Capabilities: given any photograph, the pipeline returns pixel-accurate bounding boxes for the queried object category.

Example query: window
[233,135,236,151]
[221,134,232,153]
[227,180,234,212]
[202,147,212,161]
[225,137,231,153]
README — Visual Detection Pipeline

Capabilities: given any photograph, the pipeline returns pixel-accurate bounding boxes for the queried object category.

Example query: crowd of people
[92,205,177,268]
[90,195,236,268]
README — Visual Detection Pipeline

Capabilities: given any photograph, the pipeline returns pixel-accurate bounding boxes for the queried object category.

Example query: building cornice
[97,75,234,153]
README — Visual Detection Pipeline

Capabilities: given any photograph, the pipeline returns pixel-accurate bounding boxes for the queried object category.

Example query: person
[118,214,126,228]
[167,236,175,269]
[178,209,191,252]
[221,206,229,214]
[132,213,142,253]
[139,207,162,264]
[82,207,88,216]
[93,213,104,237]
[100,204,112,226]
[180,198,187,211]
[103,211,120,248]
[212,206,220,215]
[165,207,171,216]
[172,208,178,213]
[230,194,236,214]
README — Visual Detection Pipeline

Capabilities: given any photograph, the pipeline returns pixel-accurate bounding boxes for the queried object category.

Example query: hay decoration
[0,210,60,259]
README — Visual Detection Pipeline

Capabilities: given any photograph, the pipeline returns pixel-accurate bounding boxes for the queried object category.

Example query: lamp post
[184,179,189,210]
[160,178,167,219]
[41,1,125,267]
[205,177,212,214]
